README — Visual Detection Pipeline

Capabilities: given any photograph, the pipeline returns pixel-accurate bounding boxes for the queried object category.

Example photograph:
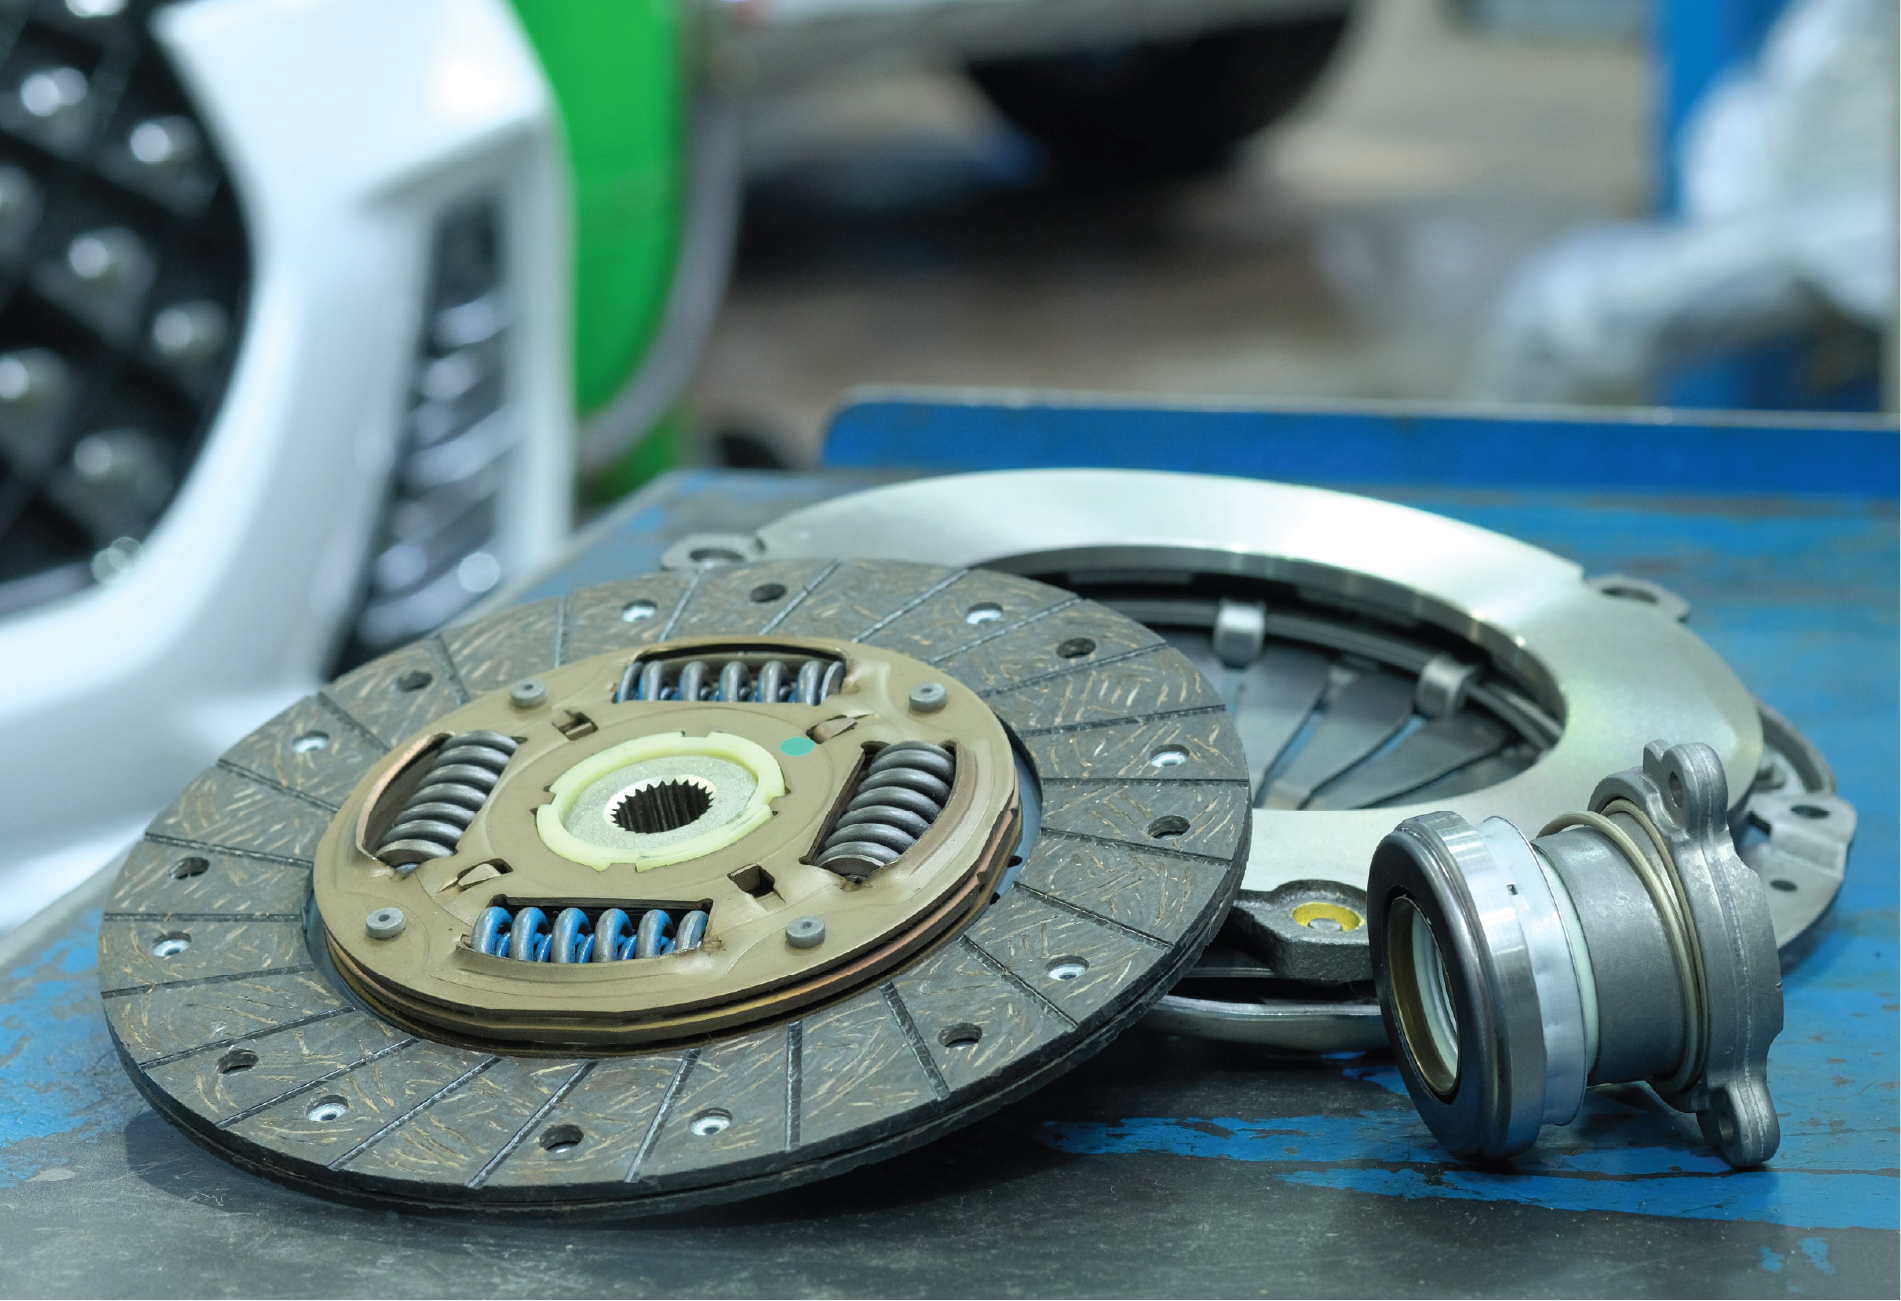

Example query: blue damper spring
[472,905,708,962]
[621,657,844,705]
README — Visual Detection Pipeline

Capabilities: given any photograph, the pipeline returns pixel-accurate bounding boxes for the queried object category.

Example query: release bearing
[1371,741,1782,1168]
[102,559,1249,1213]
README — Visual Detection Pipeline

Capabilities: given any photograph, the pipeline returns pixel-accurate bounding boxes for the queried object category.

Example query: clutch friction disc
[101,560,1248,1213]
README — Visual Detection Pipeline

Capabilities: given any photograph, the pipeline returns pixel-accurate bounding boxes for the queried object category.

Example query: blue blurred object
[1658,0,1793,214]
[1655,0,1885,410]
[1468,0,1893,413]
[820,389,1898,492]
[1660,336,1884,412]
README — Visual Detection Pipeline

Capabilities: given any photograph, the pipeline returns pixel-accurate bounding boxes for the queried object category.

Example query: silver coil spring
[814,741,956,882]
[375,730,519,867]
[472,904,708,963]
[620,656,844,705]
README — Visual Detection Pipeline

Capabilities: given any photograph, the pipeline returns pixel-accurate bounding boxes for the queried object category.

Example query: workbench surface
[1,449,1894,1298]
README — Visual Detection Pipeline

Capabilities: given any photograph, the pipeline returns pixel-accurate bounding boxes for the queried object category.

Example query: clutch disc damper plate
[101,560,1248,1213]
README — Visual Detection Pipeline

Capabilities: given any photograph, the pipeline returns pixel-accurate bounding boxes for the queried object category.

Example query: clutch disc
[101,560,1248,1212]
[747,471,1856,1048]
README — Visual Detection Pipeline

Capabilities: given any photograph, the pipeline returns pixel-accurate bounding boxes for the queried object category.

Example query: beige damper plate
[317,635,1023,1046]
[101,559,1250,1213]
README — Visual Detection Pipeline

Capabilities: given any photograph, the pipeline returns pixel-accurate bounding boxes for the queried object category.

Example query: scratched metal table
[1,397,1895,1298]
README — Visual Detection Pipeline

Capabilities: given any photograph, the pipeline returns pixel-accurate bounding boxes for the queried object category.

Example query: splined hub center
[536,732,784,870]
[312,635,1022,1046]
[609,776,717,835]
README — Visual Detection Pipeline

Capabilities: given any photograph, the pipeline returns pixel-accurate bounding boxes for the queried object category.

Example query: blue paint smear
[1760,1248,1784,1273]
[1046,1040,1900,1233]
[1036,1112,1898,1231]
[1797,1238,1837,1275]
[0,909,145,1185]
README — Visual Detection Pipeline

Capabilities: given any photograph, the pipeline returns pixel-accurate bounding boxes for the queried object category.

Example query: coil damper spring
[621,656,844,705]
[376,730,518,866]
[816,742,956,882]
[472,905,709,963]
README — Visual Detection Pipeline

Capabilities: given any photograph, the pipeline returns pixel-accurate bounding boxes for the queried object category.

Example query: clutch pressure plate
[102,560,1247,1212]
[745,471,1856,1048]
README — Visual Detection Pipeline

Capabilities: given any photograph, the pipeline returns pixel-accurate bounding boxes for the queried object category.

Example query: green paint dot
[779,736,817,757]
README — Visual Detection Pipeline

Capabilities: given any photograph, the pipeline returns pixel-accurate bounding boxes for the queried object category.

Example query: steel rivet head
[908,682,948,714]
[366,907,405,940]
[784,916,825,949]
[510,678,547,709]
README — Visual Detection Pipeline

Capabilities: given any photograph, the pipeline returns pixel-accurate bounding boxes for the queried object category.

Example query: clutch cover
[748,471,1856,1048]
[101,560,1248,1212]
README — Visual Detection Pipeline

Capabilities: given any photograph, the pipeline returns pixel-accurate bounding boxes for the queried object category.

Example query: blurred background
[0,0,1891,934]
[699,0,1649,462]
[692,0,1892,466]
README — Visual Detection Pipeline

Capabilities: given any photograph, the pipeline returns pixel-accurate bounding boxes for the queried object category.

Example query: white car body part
[0,0,572,936]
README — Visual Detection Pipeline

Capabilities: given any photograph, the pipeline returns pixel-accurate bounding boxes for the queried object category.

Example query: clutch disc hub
[317,636,1022,1046]
[103,560,1248,1212]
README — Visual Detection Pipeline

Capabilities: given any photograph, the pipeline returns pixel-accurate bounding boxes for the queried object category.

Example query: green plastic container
[510,0,685,484]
